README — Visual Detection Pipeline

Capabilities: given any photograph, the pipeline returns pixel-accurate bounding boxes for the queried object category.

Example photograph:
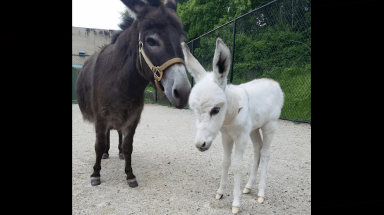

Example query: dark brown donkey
[75,0,191,187]
[102,129,123,160]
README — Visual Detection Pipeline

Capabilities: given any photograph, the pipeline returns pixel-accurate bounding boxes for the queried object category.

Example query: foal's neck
[223,86,242,125]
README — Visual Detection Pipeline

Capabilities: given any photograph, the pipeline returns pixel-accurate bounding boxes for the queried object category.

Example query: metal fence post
[191,40,194,87]
[229,19,236,83]
[155,86,157,103]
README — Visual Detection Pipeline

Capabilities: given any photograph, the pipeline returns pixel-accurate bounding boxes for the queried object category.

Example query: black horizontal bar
[279,117,311,124]
[72,54,91,56]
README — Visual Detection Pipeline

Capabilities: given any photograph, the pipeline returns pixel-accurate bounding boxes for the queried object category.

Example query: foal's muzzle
[195,141,212,152]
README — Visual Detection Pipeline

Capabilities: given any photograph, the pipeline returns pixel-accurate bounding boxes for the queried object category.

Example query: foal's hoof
[232,206,240,214]
[102,153,109,159]
[127,178,138,188]
[257,196,264,203]
[91,177,101,186]
[216,193,223,200]
[243,187,251,194]
[119,153,124,160]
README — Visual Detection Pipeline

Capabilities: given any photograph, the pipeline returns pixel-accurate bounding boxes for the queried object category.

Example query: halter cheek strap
[138,33,186,93]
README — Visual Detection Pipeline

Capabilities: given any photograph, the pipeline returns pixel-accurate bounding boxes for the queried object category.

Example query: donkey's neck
[223,86,242,125]
[114,23,150,101]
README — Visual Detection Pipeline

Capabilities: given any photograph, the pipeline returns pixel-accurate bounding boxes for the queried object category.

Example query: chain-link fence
[72,54,90,66]
[73,0,311,123]
[180,0,311,123]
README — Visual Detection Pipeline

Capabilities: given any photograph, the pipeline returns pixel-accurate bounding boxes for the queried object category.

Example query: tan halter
[138,33,186,93]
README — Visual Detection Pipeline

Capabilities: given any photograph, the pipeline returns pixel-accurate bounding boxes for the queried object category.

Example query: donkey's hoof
[232,206,240,214]
[127,178,138,188]
[257,196,264,203]
[119,153,124,160]
[243,187,251,194]
[216,193,223,200]
[102,153,109,159]
[91,177,101,186]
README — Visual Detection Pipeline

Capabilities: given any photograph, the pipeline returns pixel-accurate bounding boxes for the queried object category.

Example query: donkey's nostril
[173,89,180,99]
[202,142,206,148]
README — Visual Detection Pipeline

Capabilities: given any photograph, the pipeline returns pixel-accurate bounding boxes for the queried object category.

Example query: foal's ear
[181,42,206,83]
[213,38,231,90]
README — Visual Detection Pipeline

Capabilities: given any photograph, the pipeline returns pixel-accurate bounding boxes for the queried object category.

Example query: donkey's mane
[111,2,185,44]
[111,15,134,44]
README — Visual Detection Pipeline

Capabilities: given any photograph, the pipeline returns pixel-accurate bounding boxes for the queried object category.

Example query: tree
[177,0,271,40]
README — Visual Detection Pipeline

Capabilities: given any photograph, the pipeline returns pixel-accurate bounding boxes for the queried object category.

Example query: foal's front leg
[231,133,249,214]
[216,132,234,200]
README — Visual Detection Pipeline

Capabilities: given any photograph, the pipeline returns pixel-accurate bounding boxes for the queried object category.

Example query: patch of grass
[72,100,78,104]
[144,97,155,104]
[145,84,155,92]
[262,64,311,122]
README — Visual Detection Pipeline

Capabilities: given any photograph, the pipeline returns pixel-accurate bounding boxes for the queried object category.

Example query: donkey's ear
[181,42,206,83]
[122,0,161,19]
[213,38,231,90]
[121,0,145,19]
[162,0,178,12]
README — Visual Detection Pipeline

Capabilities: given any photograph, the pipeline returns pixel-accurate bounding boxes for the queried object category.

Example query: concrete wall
[72,27,117,55]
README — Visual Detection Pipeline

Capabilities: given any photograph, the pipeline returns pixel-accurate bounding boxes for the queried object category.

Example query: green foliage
[270,64,311,122]
[178,0,311,122]
[145,84,155,92]
[119,8,129,18]
[177,0,271,40]
[98,44,107,50]
[140,0,311,122]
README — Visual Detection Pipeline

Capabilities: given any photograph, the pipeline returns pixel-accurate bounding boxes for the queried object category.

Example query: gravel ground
[72,103,311,215]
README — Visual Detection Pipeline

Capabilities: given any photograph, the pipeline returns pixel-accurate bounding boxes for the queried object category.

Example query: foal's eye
[210,107,220,116]
[146,38,158,46]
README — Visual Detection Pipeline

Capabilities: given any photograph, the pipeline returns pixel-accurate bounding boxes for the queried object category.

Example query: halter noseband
[138,33,186,93]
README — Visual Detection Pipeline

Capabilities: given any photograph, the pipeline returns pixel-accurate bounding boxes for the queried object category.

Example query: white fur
[182,38,284,213]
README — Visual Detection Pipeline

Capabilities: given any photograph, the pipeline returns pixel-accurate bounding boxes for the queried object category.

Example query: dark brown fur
[75,0,187,186]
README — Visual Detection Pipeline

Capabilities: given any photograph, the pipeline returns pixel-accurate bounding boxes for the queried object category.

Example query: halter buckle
[153,67,163,82]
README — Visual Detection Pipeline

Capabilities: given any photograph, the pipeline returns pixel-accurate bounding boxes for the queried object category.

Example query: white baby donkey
[182,38,284,214]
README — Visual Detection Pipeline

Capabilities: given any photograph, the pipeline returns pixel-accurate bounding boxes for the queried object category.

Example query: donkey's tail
[75,67,95,123]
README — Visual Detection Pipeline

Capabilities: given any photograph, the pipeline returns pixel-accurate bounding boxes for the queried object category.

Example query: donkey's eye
[210,107,220,116]
[146,38,158,46]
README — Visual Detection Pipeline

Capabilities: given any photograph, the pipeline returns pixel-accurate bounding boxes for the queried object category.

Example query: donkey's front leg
[122,116,141,188]
[231,134,249,214]
[91,120,107,186]
[216,133,234,200]
[102,129,111,159]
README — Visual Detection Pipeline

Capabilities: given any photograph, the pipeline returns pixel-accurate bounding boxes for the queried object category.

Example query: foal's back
[238,78,284,129]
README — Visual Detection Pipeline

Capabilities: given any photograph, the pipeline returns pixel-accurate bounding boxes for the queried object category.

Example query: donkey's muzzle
[196,141,212,152]
[161,64,191,109]
[171,83,190,109]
